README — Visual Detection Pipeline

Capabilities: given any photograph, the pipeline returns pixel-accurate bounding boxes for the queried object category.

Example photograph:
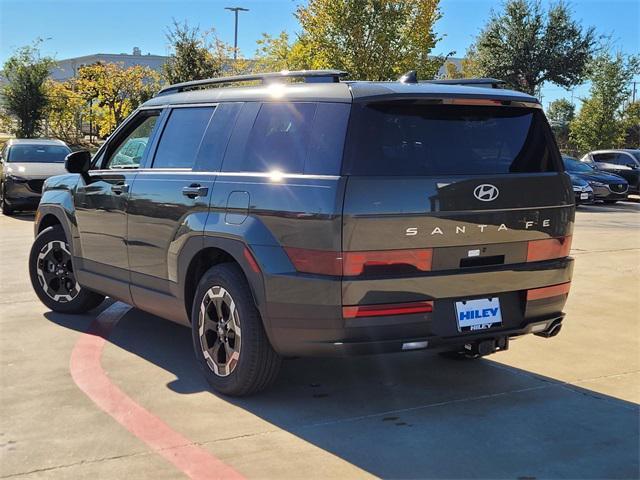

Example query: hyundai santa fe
[29,70,575,396]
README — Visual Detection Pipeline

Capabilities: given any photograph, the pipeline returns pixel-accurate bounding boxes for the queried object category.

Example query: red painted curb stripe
[70,303,244,480]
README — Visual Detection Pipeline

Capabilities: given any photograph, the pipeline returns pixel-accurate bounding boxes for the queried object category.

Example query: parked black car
[0,139,71,215]
[563,155,628,203]
[29,70,574,396]
[568,174,595,204]
[580,150,640,195]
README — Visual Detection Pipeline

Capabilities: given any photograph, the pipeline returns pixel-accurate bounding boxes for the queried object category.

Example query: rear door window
[343,103,561,176]
[611,153,638,167]
[152,107,215,169]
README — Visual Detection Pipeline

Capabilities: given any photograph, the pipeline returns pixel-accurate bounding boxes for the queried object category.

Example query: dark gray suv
[29,70,574,396]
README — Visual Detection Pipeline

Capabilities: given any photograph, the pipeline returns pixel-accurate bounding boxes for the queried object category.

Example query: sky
[0,0,638,109]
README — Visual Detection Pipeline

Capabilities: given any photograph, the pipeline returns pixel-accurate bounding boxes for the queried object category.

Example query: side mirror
[65,150,92,174]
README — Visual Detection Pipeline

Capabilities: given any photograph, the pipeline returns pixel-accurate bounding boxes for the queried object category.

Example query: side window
[593,153,615,163]
[194,103,243,172]
[152,107,215,169]
[306,103,350,175]
[105,114,159,169]
[613,153,637,167]
[223,102,317,174]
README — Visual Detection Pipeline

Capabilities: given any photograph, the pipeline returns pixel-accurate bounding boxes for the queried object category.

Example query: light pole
[225,6,249,60]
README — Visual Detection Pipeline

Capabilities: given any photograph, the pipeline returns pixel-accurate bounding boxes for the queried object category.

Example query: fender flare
[35,204,80,257]
[177,234,271,335]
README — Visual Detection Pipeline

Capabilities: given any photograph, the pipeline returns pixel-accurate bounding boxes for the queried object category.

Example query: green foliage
[1,41,54,137]
[254,32,311,72]
[76,62,160,137]
[622,101,640,147]
[547,98,575,126]
[547,98,576,152]
[570,52,640,152]
[470,0,596,94]
[163,20,239,84]
[272,0,447,81]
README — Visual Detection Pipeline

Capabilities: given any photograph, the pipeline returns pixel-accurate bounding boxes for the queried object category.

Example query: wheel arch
[179,235,268,330]
[34,206,78,255]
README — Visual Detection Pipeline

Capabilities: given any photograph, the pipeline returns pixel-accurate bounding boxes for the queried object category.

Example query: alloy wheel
[198,286,242,377]
[36,240,80,302]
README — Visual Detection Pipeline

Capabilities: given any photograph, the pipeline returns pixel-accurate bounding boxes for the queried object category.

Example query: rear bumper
[262,257,573,356]
[278,313,566,356]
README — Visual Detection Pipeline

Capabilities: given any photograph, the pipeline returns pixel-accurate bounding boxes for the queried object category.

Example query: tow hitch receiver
[463,336,509,357]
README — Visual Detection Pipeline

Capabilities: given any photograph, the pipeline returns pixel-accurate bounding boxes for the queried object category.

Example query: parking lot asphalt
[1,202,639,479]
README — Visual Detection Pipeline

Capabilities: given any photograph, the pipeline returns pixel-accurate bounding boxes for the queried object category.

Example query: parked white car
[0,139,71,215]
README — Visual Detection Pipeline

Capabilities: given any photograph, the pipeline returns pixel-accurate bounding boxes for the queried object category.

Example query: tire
[191,263,281,396]
[29,225,105,313]
[1,185,13,215]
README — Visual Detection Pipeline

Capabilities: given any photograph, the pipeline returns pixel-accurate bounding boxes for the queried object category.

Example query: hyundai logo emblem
[474,184,500,202]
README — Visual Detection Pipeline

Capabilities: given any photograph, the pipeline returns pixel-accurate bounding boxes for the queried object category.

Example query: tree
[443,61,463,79]
[546,98,575,152]
[469,0,596,94]
[622,102,640,147]
[547,98,575,126]
[570,52,640,152]
[44,80,86,145]
[76,62,160,137]
[254,32,311,72]
[163,20,239,84]
[292,0,446,81]
[1,41,54,137]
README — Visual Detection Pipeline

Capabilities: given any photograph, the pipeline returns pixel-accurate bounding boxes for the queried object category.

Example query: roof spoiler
[397,71,506,89]
[157,70,349,96]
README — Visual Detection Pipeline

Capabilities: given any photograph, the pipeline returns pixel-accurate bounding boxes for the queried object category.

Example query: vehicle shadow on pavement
[45,307,639,479]
[5,212,36,222]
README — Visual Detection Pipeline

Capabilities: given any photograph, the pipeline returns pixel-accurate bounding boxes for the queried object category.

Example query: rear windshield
[343,103,561,176]
[8,145,71,163]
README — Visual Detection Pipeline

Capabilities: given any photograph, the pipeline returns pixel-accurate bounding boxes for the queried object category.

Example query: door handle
[182,184,209,198]
[111,183,129,195]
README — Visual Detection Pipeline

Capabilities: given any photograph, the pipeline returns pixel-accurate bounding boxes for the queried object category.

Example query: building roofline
[55,53,168,63]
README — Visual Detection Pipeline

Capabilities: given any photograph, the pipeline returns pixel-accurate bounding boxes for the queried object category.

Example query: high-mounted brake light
[526,236,572,262]
[527,282,571,301]
[343,301,433,319]
[342,249,433,276]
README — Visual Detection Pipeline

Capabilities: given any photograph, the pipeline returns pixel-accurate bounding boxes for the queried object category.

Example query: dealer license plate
[455,297,502,332]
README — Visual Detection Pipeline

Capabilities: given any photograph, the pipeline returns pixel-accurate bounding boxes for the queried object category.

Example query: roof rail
[157,70,349,96]
[423,78,506,89]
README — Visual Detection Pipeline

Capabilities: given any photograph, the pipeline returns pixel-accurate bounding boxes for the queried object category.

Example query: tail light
[526,236,572,262]
[283,247,343,276]
[527,282,571,301]
[343,300,433,319]
[284,247,433,277]
[342,249,432,276]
